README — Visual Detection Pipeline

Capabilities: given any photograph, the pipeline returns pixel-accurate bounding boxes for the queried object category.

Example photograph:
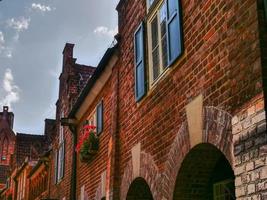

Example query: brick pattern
[120,151,161,200]
[232,96,267,199]
[115,0,266,199]
[48,43,94,200]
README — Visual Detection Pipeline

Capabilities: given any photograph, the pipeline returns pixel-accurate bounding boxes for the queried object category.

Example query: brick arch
[120,151,161,200]
[162,106,233,200]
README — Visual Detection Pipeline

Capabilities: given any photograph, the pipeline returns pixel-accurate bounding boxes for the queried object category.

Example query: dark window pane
[97,102,103,134]
[161,35,168,68]
[136,62,145,95]
[151,17,158,49]
[152,47,160,80]
[160,3,168,68]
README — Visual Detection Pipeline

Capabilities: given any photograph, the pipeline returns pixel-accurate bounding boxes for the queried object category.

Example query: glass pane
[97,103,102,133]
[167,0,178,18]
[160,3,168,68]
[135,29,142,63]
[168,14,181,61]
[136,62,145,96]
[151,17,158,49]
[148,0,155,7]
[152,47,160,80]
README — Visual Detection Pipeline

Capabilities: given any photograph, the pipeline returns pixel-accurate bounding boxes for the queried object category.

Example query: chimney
[62,43,75,65]
[1,106,14,129]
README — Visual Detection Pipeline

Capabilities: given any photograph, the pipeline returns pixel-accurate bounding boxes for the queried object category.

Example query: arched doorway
[126,177,154,200]
[173,143,235,200]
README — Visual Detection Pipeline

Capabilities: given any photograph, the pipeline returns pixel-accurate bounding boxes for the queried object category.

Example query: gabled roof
[15,133,48,167]
[69,44,118,118]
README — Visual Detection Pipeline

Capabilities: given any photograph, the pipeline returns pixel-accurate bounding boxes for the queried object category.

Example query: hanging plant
[76,124,99,162]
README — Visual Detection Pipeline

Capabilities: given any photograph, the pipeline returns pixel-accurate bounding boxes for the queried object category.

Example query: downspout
[69,125,77,200]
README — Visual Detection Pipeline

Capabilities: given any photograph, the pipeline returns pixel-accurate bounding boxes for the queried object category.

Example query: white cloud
[31,3,52,12]
[94,26,118,38]
[0,31,12,58]
[7,17,30,32]
[0,69,20,108]
[0,31,5,51]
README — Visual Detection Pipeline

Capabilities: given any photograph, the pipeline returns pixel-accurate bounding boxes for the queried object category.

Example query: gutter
[69,45,118,119]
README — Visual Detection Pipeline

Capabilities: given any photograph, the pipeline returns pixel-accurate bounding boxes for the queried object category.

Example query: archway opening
[126,177,154,200]
[173,143,235,200]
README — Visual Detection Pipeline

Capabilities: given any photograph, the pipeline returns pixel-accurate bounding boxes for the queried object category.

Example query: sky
[0,0,119,134]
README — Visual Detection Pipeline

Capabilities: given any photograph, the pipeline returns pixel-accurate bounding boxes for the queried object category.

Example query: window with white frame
[134,0,183,100]
[85,100,103,135]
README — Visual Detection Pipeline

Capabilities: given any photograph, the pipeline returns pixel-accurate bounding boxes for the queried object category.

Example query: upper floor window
[1,137,8,162]
[134,0,183,101]
[55,111,65,184]
[86,100,103,135]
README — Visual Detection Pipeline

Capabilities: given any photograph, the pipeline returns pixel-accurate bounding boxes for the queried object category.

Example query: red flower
[75,124,96,153]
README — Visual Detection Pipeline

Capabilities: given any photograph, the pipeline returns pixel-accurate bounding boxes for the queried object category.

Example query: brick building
[61,0,267,199]
[48,43,95,200]
[1,0,266,199]
[28,151,50,200]
[0,107,55,199]
[0,107,16,190]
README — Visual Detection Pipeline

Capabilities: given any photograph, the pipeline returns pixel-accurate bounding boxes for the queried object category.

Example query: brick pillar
[233,94,267,199]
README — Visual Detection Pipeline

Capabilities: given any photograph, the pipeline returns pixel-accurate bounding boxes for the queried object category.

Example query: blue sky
[0,0,119,134]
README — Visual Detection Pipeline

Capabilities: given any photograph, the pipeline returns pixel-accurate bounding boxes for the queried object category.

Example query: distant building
[0,106,16,190]
[0,106,55,200]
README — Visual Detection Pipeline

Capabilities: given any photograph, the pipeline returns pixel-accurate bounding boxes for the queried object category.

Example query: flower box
[76,125,99,163]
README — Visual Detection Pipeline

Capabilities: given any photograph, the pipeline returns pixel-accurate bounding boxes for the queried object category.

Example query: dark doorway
[173,144,236,200]
[126,177,154,200]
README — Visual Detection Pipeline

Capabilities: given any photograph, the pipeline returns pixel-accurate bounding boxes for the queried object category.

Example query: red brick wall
[75,76,114,200]
[48,44,94,200]
[116,0,266,199]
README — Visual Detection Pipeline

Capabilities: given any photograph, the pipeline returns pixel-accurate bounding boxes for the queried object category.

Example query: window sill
[136,51,187,108]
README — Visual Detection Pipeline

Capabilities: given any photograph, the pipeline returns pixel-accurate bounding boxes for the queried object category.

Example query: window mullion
[158,10,165,74]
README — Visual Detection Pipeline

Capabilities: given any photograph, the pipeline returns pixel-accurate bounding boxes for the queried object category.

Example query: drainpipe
[60,118,78,200]
[69,125,77,200]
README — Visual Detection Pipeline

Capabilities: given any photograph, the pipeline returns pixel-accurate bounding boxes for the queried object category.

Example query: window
[264,0,267,21]
[54,150,58,184]
[1,137,8,161]
[147,0,183,85]
[56,111,65,183]
[96,101,103,135]
[85,100,103,135]
[134,0,183,99]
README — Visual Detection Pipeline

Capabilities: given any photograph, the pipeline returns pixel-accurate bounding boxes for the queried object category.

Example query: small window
[57,111,65,182]
[54,150,58,184]
[96,101,103,135]
[264,0,267,21]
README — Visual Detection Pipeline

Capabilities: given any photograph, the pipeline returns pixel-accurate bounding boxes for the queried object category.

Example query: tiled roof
[0,165,9,184]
